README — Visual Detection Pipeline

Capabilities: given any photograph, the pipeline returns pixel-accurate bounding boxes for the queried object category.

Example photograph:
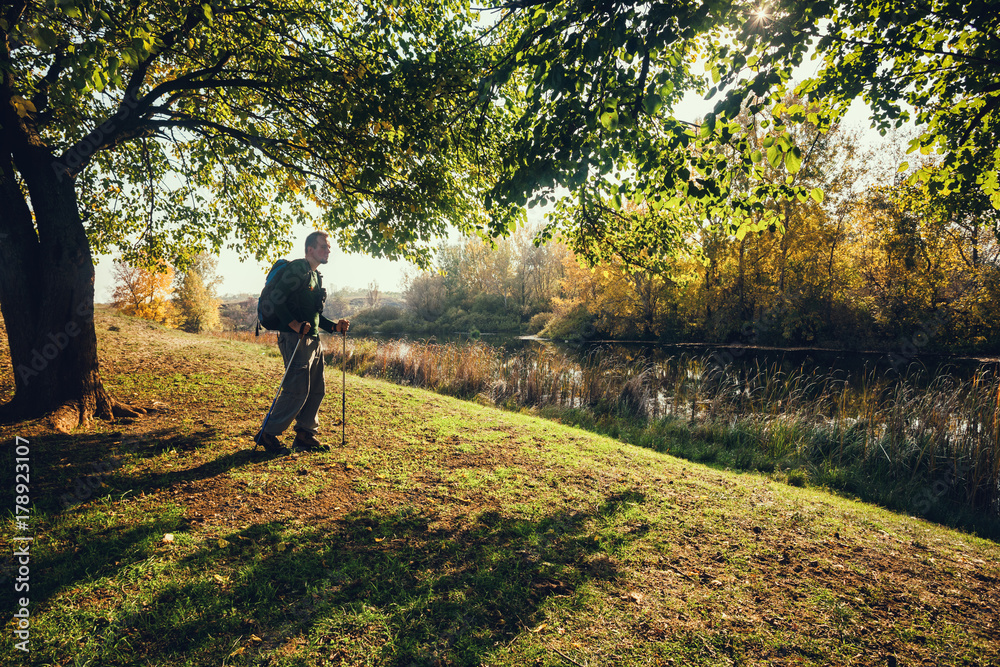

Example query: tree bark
[0,115,134,431]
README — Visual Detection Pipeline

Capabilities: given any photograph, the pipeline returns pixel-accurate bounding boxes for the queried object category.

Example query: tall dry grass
[208,330,278,345]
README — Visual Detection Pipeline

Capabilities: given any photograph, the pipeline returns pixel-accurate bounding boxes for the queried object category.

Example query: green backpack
[256,259,292,333]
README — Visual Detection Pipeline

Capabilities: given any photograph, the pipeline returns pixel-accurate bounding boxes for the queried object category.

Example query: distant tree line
[357,126,1000,353]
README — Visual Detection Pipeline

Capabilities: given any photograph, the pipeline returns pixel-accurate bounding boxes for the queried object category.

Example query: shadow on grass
[0,426,277,517]
[0,503,191,618]
[29,491,649,666]
[0,426,283,614]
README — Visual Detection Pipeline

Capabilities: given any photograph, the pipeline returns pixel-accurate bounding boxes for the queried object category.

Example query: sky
[93,228,420,301]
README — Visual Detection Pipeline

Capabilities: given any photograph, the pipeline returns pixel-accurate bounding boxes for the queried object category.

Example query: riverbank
[310,335,1000,538]
[1,310,998,665]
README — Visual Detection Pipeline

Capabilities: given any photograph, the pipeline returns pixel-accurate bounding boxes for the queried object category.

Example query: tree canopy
[0,0,518,423]
[483,0,1000,268]
[4,0,517,269]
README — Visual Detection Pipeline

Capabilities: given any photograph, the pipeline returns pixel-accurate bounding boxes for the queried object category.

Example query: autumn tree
[405,273,448,322]
[846,174,1000,347]
[0,0,517,427]
[110,260,175,325]
[425,226,568,319]
[510,227,570,315]
[173,253,221,333]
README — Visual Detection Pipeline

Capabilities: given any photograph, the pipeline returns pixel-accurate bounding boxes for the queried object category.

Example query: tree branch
[824,24,1000,68]
[123,5,206,104]
[30,42,72,123]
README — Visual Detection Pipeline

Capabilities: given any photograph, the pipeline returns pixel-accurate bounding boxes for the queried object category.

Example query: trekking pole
[341,328,347,446]
[256,329,304,447]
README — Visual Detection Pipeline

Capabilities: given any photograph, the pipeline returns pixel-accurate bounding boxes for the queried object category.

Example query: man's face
[307,237,331,265]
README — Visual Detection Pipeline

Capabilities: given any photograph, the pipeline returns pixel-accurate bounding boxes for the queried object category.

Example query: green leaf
[809,187,824,203]
[643,94,662,115]
[897,161,909,173]
[766,145,781,168]
[785,147,802,174]
[90,68,105,92]
[34,26,59,49]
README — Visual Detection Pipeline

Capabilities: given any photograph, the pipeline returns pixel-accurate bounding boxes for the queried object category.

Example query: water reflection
[352,332,1000,385]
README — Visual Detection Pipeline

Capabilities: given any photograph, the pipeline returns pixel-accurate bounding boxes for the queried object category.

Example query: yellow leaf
[218,539,230,548]
[229,647,245,657]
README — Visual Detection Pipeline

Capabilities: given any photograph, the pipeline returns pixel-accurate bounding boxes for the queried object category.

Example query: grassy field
[1,309,998,666]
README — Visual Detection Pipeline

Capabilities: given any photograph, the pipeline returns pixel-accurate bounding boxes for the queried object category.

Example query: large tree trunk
[0,127,131,431]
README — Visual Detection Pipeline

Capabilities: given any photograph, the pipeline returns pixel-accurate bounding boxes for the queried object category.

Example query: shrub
[346,306,403,335]
[527,312,554,335]
[471,293,508,314]
[541,303,596,340]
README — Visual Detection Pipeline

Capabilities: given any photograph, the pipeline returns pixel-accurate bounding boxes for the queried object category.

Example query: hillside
[1,309,998,666]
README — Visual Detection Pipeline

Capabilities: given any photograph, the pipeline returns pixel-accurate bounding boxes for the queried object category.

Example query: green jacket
[269,259,336,337]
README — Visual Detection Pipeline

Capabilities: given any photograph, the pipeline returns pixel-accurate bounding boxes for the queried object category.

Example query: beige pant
[263,333,325,437]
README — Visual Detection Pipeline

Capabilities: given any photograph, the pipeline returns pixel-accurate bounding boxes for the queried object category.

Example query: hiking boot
[255,431,290,455]
[292,431,329,452]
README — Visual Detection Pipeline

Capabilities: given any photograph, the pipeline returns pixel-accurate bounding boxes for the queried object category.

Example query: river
[346,331,1000,387]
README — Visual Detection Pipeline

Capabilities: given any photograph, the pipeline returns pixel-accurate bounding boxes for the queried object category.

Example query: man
[256,231,349,455]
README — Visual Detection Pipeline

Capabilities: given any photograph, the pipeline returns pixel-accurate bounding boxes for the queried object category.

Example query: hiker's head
[305,231,331,266]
